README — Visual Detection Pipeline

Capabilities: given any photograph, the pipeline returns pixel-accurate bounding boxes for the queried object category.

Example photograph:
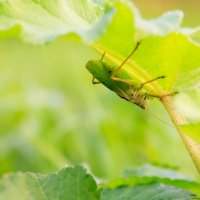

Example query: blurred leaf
[179,124,200,145]
[188,27,200,44]
[0,165,99,200]
[135,10,184,41]
[123,164,190,180]
[100,183,195,200]
[175,88,200,122]
[0,0,114,44]
[0,0,200,187]
[104,165,200,195]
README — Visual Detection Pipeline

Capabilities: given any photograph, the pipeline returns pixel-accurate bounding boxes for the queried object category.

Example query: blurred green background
[0,0,199,180]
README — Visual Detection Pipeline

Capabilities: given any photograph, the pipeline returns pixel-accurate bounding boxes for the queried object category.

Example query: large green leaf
[132,33,200,92]
[0,0,199,92]
[94,2,185,59]
[90,2,200,94]
[100,183,195,200]
[0,0,114,44]
[0,166,99,200]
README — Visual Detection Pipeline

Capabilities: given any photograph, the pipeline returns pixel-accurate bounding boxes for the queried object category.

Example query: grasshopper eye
[108,70,112,74]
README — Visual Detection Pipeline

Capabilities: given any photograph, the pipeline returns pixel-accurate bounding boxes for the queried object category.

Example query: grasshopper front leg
[138,76,167,90]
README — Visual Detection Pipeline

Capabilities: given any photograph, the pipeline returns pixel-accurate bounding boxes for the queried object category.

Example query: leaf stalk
[161,96,200,174]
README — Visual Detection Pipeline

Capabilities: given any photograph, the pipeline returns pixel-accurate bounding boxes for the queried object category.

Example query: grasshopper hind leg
[110,42,141,84]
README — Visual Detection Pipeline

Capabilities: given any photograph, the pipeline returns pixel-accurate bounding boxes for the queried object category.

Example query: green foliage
[0,0,200,198]
[176,89,200,153]
[186,27,200,44]
[0,0,199,93]
[179,124,200,144]
[0,165,198,199]
[123,164,190,179]
[105,165,200,195]
[93,3,200,94]
[101,183,193,200]
[175,89,200,122]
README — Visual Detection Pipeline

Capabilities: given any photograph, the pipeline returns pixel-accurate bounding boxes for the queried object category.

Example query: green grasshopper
[86,43,173,110]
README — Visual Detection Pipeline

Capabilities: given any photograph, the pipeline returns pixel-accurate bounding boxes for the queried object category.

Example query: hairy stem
[161,96,200,173]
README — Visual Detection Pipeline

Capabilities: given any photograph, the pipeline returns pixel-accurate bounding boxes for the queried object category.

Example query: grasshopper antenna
[145,108,175,128]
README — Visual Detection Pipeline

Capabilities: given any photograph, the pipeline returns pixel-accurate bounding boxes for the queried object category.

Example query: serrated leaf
[134,9,184,41]
[104,165,200,195]
[0,166,99,200]
[94,2,184,59]
[100,183,195,200]
[0,0,114,44]
[1,0,199,92]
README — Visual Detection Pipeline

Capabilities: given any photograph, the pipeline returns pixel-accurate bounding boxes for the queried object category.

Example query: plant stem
[161,96,200,174]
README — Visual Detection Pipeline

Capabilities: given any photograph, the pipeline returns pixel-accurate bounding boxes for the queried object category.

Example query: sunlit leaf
[89,2,200,94]
[133,33,200,92]
[0,0,114,44]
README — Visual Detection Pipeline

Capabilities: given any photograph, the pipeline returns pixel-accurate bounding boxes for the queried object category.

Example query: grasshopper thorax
[118,87,149,109]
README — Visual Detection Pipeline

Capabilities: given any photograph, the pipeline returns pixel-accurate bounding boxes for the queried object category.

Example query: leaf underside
[0,0,114,44]
[0,0,199,93]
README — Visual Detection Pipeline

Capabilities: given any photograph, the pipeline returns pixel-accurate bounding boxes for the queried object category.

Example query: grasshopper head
[86,59,111,84]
